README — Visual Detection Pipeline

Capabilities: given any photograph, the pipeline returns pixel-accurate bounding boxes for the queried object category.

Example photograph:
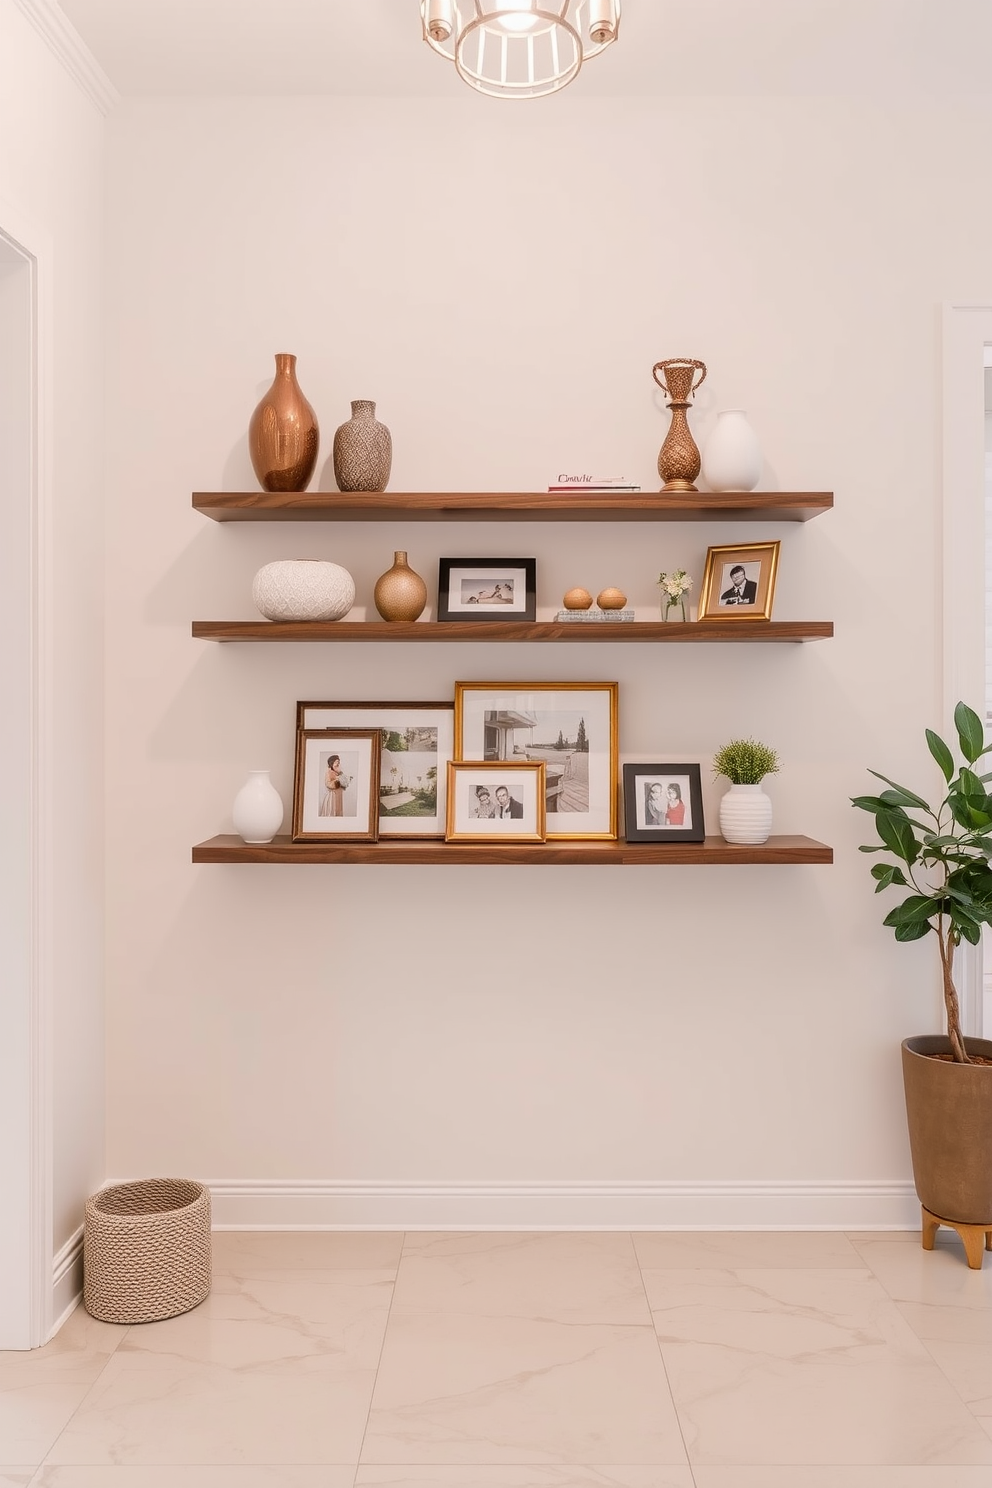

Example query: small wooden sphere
[597,587,627,610]
[563,587,593,610]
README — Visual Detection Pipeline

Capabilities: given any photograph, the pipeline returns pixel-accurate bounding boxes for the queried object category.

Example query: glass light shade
[421,1,621,100]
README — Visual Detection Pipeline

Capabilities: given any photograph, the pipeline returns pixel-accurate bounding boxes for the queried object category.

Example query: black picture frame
[437,558,537,622]
[623,762,705,843]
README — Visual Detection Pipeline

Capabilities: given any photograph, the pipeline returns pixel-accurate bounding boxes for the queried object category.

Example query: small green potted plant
[852,701,992,1265]
[712,736,780,844]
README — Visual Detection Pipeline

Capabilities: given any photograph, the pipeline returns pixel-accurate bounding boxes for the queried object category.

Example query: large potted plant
[852,701,992,1267]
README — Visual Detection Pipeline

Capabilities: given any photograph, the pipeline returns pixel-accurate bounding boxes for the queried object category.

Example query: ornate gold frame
[697,541,780,622]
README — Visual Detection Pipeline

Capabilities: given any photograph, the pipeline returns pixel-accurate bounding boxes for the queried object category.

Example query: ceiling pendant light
[422,1,621,100]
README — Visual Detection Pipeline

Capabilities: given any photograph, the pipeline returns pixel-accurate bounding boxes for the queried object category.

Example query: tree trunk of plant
[937,918,972,1064]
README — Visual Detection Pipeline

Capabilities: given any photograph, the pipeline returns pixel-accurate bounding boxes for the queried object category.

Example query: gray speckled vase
[332,400,392,492]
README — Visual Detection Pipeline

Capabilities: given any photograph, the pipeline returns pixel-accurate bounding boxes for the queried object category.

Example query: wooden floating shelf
[192,834,833,866]
[193,491,833,523]
[192,619,833,644]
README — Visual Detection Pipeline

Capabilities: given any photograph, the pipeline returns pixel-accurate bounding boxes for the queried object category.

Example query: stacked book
[547,475,641,493]
[555,608,636,622]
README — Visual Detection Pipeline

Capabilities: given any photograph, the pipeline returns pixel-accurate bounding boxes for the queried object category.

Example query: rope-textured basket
[84,1178,212,1324]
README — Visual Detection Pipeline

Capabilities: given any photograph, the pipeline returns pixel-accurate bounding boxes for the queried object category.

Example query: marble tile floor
[2,1228,992,1487]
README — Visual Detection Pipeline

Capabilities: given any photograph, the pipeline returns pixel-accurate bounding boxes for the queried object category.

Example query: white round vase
[252,559,355,622]
[232,770,284,844]
[718,782,772,844]
[701,410,762,493]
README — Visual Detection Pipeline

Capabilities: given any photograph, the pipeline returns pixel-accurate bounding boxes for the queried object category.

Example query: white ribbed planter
[701,410,762,492]
[252,559,355,622]
[232,771,284,844]
[718,782,773,844]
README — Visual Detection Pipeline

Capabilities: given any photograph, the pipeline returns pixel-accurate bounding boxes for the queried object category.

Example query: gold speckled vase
[248,353,319,492]
[374,551,427,622]
[332,400,392,492]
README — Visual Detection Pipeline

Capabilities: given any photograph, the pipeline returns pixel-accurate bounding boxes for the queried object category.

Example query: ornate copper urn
[652,357,707,491]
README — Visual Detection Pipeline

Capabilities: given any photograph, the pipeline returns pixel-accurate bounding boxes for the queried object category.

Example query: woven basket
[84,1178,212,1324]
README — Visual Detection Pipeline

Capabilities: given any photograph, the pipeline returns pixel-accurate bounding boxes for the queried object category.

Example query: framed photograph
[445,761,547,844]
[454,681,619,840]
[292,728,381,842]
[437,558,537,622]
[622,763,705,844]
[697,541,780,622]
[297,701,454,839]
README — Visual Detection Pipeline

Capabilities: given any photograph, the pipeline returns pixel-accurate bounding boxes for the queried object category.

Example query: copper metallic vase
[652,357,707,491]
[333,400,392,493]
[248,353,319,492]
[374,551,427,622]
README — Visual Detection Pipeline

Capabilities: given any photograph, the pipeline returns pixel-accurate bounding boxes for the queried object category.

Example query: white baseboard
[51,1225,83,1335]
[203,1179,919,1231]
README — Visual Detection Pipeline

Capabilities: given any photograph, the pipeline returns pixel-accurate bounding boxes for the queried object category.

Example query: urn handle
[652,358,708,401]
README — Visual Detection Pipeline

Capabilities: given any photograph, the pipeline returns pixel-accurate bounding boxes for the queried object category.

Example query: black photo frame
[437,558,537,622]
[623,762,705,843]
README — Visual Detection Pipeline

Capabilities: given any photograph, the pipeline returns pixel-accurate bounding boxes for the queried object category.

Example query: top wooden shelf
[192,491,833,524]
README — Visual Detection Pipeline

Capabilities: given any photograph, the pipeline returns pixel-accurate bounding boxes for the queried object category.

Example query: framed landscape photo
[437,558,537,622]
[622,762,705,844]
[697,540,780,622]
[292,728,381,842]
[445,761,547,844]
[454,681,619,840]
[297,701,454,838]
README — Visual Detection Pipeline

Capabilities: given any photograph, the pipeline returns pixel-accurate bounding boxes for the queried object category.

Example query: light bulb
[490,1,539,35]
[426,0,453,43]
[588,1,617,44]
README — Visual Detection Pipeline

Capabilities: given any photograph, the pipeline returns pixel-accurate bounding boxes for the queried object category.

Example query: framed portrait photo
[697,541,780,622]
[296,701,454,838]
[454,681,619,840]
[622,763,705,844]
[292,728,381,842]
[437,558,537,622]
[445,761,547,844]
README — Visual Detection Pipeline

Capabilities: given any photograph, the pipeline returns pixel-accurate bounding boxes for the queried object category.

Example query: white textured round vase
[232,770,284,844]
[718,782,773,844]
[701,410,762,493]
[251,560,355,622]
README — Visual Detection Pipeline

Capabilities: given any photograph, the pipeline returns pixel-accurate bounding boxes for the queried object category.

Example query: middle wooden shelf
[192,619,833,643]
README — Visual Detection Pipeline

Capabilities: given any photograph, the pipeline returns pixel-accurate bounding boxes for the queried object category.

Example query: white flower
[658,568,692,599]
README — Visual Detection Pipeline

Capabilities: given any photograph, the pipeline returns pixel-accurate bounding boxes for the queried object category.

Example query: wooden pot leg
[921,1205,992,1269]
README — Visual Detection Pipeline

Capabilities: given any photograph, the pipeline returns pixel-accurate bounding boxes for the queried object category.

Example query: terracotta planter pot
[901,1034,992,1224]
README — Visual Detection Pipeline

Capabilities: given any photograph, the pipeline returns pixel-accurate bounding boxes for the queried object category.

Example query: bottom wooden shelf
[192,834,832,866]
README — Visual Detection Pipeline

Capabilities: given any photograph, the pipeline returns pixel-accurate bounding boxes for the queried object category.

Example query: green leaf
[894,920,931,941]
[958,920,982,944]
[858,844,886,853]
[874,809,920,865]
[851,794,898,815]
[955,702,985,763]
[870,864,909,890]
[926,728,955,782]
[866,770,929,810]
[883,894,940,925]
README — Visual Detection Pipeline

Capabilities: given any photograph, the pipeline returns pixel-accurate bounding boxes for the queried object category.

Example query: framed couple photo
[454,681,618,840]
[446,761,547,843]
[622,763,705,844]
[697,541,779,622]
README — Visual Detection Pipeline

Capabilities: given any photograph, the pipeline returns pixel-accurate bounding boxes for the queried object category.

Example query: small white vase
[701,410,762,493]
[232,770,284,844]
[718,782,772,844]
[252,559,355,622]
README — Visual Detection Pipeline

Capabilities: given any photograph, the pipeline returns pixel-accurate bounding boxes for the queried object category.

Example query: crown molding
[13,0,120,116]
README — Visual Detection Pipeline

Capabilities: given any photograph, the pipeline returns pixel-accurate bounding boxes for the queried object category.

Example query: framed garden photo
[297,701,454,838]
[622,762,705,844]
[292,728,381,842]
[454,681,619,840]
[697,540,780,622]
[445,761,547,844]
[437,558,537,622]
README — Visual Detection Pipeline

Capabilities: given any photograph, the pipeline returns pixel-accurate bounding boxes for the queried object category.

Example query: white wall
[102,91,992,1227]
[0,0,106,1293]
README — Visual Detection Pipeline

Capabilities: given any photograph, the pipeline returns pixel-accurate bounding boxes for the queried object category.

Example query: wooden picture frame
[445,761,547,843]
[697,541,780,622]
[454,681,619,840]
[437,558,537,622]
[292,728,381,842]
[622,762,705,843]
[296,701,454,838]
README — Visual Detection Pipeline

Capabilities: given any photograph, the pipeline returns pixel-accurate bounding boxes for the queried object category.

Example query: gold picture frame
[292,728,381,842]
[697,541,780,622]
[454,681,619,840]
[445,761,547,843]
